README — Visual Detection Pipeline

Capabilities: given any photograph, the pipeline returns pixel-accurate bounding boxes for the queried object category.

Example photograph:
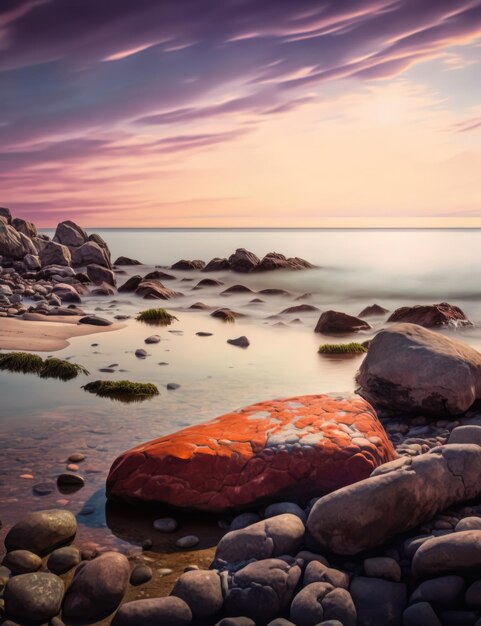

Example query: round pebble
[130,564,153,586]
[153,518,178,533]
[175,535,199,549]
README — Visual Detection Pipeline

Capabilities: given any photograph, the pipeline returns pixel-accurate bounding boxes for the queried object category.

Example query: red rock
[387,302,472,328]
[106,394,396,512]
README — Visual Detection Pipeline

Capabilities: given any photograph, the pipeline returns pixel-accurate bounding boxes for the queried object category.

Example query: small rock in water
[67,464,79,471]
[227,336,250,348]
[68,452,86,463]
[153,517,178,533]
[32,481,56,496]
[145,335,161,344]
[135,348,148,358]
[167,382,181,390]
[57,473,84,486]
[175,535,199,549]
[99,367,115,373]
[158,362,169,366]
[130,564,153,586]
[196,331,213,337]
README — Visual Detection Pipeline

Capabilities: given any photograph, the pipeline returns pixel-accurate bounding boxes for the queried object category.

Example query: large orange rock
[106,394,396,512]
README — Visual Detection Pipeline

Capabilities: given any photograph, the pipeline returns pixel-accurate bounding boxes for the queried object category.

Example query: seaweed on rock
[0,351,44,374]
[82,379,159,402]
[40,358,90,381]
[318,342,368,354]
[136,308,177,325]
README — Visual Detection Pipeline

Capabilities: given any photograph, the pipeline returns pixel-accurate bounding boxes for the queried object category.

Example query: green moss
[40,358,90,381]
[0,351,44,374]
[223,313,236,323]
[82,379,159,402]
[318,342,368,354]
[136,308,177,325]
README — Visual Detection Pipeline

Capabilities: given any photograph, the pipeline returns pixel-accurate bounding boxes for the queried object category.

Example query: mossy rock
[40,358,90,381]
[0,351,44,374]
[136,308,177,325]
[318,342,368,355]
[82,380,160,403]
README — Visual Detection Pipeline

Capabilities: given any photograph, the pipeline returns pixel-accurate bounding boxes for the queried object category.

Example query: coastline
[0,315,126,352]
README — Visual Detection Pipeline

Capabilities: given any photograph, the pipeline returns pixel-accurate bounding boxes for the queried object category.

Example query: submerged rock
[228,248,260,273]
[307,445,481,555]
[135,279,180,300]
[171,259,205,270]
[358,304,389,317]
[315,310,371,334]
[106,394,395,512]
[356,323,481,416]
[387,302,472,328]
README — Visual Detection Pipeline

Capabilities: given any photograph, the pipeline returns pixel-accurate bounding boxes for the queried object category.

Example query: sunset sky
[1,0,480,227]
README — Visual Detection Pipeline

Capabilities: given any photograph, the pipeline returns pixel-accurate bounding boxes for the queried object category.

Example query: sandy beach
[0,315,125,351]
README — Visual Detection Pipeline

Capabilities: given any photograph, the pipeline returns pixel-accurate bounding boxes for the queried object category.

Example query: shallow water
[2,228,481,554]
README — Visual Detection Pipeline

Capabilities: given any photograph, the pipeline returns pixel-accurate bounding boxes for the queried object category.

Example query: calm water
[2,228,481,551]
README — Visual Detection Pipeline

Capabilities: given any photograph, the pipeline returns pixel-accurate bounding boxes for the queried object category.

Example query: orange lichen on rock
[106,394,396,512]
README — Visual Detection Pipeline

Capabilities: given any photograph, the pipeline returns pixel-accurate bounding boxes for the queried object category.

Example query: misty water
[2,228,481,551]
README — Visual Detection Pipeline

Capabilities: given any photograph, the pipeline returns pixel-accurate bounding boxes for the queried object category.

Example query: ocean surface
[2,228,481,550]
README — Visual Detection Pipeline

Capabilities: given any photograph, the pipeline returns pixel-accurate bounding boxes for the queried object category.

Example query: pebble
[167,383,181,390]
[32,482,56,496]
[175,535,199,549]
[153,517,178,533]
[47,546,81,574]
[2,550,42,574]
[57,473,84,486]
[158,568,174,576]
[130,564,153,586]
[145,335,161,344]
[135,349,148,358]
[364,556,401,582]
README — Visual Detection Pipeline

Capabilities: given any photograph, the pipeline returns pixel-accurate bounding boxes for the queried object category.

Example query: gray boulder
[86,263,116,286]
[171,569,223,617]
[225,557,302,624]
[4,572,64,622]
[0,223,37,259]
[12,217,37,238]
[307,445,481,555]
[412,531,481,578]
[63,551,130,620]
[290,582,356,626]
[112,597,192,626]
[71,241,111,268]
[350,577,407,626]
[4,509,76,555]
[39,240,72,267]
[356,323,481,416]
[53,220,88,247]
[214,514,305,563]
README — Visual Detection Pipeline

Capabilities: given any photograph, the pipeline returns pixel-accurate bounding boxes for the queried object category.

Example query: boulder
[4,572,64,622]
[112,597,192,626]
[350,577,407,626]
[228,248,260,272]
[203,257,230,271]
[387,302,472,328]
[358,304,389,317]
[144,269,176,280]
[71,241,111,268]
[86,263,116,286]
[290,582,356,626]
[88,232,110,259]
[412,531,481,578]
[257,252,314,272]
[114,256,142,265]
[0,223,37,259]
[315,311,371,334]
[39,240,71,267]
[24,253,41,270]
[78,315,112,326]
[107,394,395,512]
[172,569,223,617]
[171,259,205,270]
[0,206,12,223]
[12,217,37,238]
[4,509,76,555]
[54,220,88,247]
[225,557,302,624]
[307,445,481,555]
[448,425,481,447]
[215,514,305,563]
[135,279,180,299]
[118,275,142,292]
[47,546,81,574]
[356,323,481,416]
[62,551,130,620]
[303,561,349,589]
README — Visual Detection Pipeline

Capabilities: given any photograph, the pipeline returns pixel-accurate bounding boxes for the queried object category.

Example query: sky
[1,0,481,227]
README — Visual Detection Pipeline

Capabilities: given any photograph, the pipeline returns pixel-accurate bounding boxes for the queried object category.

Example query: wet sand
[0,315,126,351]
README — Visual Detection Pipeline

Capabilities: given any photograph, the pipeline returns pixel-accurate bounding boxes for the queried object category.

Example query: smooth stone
[403,602,441,626]
[364,556,401,582]
[303,561,349,589]
[57,473,84,486]
[290,582,356,626]
[215,514,304,564]
[230,512,261,531]
[264,502,306,523]
[196,332,213,336]
[153,517,178,533]
[4,572,64,622]
[350,577,407,626]
[455,517,481,532]
[32,482,56,496]
[466,580,481,606]
[2,550,42,574]
[172,569,223,617]
[130,564,152,586]
[448,425,481,446]
[144,335,161,344]
[227,336,250,348]
[4,509,77,555]
[410,575,464,607]
[111,597,192,625]
[62,552,130,620]
[214,619,255,626]
[412,531,481,577]
[175,535,199,549]
[167,382,181,390]
[135,348,148,358]
[47,546,80,574]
